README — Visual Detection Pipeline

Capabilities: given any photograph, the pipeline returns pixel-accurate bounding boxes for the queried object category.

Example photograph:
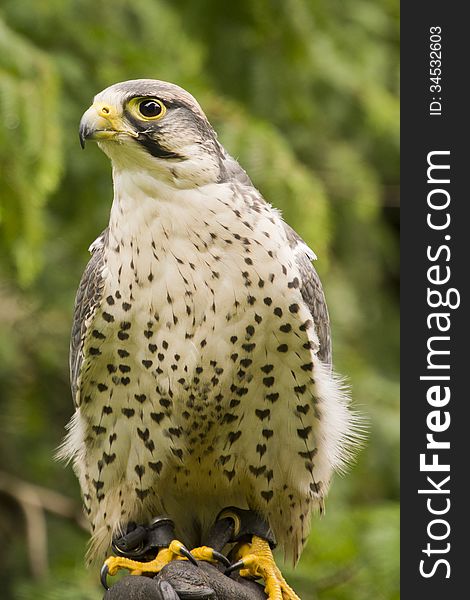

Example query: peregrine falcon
[61,79,359,599]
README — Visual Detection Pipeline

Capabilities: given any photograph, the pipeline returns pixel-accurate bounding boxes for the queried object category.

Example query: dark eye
[138,99,164,118]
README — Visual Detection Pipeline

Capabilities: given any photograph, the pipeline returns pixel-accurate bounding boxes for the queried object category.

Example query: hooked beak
[79,102,138,148]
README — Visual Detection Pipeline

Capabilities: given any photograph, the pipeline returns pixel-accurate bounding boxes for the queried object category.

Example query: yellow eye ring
[128,97,166,121]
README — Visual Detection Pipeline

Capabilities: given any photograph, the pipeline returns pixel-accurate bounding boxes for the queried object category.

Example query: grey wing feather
[69,229,108,403]
[284,224,332,367]
[219,146,254,187]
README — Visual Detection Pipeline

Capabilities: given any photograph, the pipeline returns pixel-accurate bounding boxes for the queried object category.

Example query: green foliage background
[0,1,399,599]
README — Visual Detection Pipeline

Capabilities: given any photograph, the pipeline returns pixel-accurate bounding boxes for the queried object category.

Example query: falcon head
[79,79,225,185]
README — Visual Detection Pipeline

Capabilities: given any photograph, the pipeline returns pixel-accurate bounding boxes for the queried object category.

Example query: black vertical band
[401,4,468,598]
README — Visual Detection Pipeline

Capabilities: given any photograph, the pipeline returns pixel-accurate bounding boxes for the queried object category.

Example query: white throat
[99,137,223,189]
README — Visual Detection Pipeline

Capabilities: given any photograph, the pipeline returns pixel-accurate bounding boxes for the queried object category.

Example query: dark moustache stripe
[124,112,184,160]
[135,134,183,159]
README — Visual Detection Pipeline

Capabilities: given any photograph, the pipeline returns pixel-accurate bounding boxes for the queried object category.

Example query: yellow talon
[190,545,231,567]
[102,538,195,585]
[191,546,218,563]
[231,536,301,600]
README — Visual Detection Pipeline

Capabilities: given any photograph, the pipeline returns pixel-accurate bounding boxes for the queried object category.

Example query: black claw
[225,558,245,576]
[100,563,110,590]
[179,545,198,566]
[211,550,231,568]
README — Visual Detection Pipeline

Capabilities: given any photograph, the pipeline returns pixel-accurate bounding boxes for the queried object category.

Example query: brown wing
[284,224,332,367]
[69,229,108,404]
